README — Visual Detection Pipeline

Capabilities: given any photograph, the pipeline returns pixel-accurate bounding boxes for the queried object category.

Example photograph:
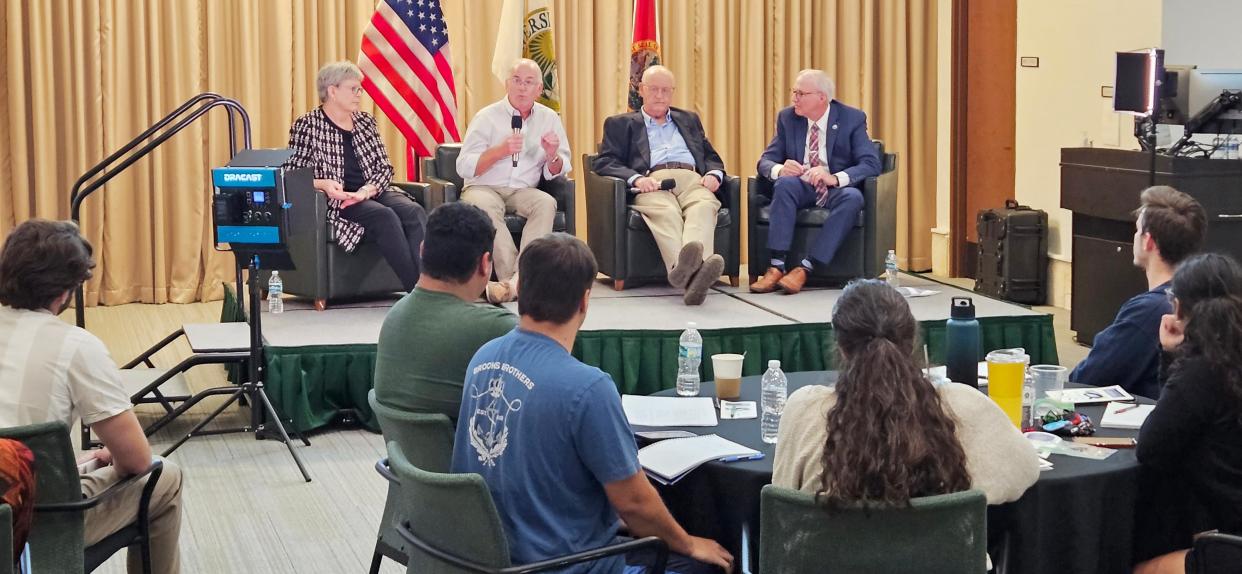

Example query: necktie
[808,124,829,207]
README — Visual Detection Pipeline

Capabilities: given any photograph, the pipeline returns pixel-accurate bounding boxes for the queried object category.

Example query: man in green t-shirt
[374,202,517,421]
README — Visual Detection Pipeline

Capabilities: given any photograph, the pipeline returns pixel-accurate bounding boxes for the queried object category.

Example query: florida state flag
[628,0,661,111]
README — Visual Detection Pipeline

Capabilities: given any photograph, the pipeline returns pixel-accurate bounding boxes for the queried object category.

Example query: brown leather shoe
[749,267,785,293]
[778,266,809,294]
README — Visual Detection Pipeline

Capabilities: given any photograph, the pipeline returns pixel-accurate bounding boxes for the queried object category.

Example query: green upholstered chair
[380,442,667,574]
[1,503,13,574]
[367,390,456,573]
[1188,532,1242,574]
[759,486,987,574]
[0,422,163,574]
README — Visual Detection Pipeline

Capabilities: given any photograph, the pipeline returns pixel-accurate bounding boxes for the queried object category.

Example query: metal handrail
[71,93,252,327]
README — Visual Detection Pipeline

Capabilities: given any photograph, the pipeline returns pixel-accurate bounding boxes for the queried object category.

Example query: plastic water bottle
[885,250,900,290]
[946,297,980,389]
[268,271,284,314]
[761,360,787,444]
[676,322,702,396]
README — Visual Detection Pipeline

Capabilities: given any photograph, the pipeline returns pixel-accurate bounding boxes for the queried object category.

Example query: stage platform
[226,273,1058,433]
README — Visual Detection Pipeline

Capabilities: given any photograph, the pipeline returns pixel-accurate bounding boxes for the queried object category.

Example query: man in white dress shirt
[457,58,572,303]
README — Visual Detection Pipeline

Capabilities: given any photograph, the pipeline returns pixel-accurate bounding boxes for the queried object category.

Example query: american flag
[358,0,461,178]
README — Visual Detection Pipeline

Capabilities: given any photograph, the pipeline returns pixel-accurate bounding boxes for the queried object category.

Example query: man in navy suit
[750,69,882,295]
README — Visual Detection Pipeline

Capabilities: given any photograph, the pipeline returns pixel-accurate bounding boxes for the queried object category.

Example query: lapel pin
[832,124,839,130]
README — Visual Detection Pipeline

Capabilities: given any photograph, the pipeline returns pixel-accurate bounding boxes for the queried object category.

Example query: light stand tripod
[159,254,312,482]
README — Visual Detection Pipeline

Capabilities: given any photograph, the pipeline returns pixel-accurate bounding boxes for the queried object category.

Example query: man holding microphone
[457,58,571,303]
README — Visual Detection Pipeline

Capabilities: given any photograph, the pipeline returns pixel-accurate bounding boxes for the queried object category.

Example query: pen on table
[719,453,764,463]
[1113,403,1141,414]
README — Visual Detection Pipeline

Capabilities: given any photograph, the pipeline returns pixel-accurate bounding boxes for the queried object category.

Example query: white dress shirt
[768,106,851,188]
[457,97,572,189]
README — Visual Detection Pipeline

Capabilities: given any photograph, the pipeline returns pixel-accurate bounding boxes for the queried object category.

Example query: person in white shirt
[0,219,183,574]
[457,58,571,303]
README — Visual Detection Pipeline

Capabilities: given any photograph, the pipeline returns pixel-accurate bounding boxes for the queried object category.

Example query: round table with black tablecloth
[641,371,1151,574]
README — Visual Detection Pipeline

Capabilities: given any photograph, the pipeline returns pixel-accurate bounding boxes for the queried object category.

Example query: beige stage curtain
[0,0,936,306]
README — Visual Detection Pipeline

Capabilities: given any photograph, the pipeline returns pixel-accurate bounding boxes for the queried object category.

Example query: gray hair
[317,61,363,102]
[796,69,836,101]
[509,58,541,78]
[641,65,675,84]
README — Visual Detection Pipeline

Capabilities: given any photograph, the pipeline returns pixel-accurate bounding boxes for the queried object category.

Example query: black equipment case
[975,199,1048,305]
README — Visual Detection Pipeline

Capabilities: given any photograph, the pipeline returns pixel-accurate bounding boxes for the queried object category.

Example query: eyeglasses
[791,89,823,99]
[644,85,675,95]
[1166,288,1178,307]
[336,84,363,95]
[510,77,540,88]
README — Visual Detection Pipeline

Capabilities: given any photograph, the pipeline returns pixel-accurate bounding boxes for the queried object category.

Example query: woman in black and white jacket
[286,61,425,291]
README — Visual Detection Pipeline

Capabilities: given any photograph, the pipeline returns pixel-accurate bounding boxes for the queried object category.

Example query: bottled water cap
[768,359,780,369]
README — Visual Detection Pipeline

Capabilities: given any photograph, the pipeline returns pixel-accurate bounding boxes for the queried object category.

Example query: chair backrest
[429,144,465,189]
[1190,532,1242,574]
[1,503,12,574]
[759,486,987,574]
[0,422,85,574]
[387,442,511,573]
[368,390,455,474]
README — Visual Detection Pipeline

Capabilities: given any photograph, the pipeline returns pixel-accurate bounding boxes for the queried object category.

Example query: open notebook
[638,434,760,485]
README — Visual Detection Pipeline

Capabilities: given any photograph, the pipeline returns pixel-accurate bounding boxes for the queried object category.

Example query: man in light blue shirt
[453,234,732,573]
[594,66,728,305]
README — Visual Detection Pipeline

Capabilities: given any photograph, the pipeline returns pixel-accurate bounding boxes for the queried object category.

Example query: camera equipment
[160,149,313,481]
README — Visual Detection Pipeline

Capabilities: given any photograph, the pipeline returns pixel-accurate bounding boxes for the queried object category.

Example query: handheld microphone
[510,114,522,167]
[629,178,677,193]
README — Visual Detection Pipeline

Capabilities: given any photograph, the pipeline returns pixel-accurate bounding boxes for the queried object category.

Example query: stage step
[119,368,192,402]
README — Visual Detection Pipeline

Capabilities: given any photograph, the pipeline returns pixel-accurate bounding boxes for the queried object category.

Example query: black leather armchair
[421,143,576,242]
[747,140,898,285]
[280,167,432,311]
[584,154,741,290]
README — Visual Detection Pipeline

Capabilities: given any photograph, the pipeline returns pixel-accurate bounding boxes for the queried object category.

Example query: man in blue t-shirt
[452,234,732,574]
[1071,186,1206,399]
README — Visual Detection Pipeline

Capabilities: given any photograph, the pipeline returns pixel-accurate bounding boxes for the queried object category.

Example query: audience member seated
[1133,253,1242,574]
[773,279,1039,504]
[594,65,727,305]
[286,61,427,292]
[1071,186,1206,399]
[0,220,183,574]
[373,202,517,421]
[457,58,571,304]
[451,233,732,574]
[749,69,882,295]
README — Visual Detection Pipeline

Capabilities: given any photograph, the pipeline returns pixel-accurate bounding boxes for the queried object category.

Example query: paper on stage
[638,434,760,484]
[1100,401,1155,429]
[622,395,718,427]
[898,286,939,298]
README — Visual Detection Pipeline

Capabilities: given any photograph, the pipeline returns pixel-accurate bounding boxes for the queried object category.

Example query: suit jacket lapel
[634,112,652,171]
[824,102,841,168]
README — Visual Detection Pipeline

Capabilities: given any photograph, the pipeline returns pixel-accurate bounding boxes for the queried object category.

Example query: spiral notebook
[638,434,760,485]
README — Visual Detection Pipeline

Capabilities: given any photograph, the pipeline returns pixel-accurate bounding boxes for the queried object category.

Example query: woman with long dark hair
[772,280,1039,508]
[1134,253,1242,574]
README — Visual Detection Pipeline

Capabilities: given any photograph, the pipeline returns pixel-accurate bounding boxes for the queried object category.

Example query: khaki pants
[461,185,558,281]
[82,457,183,574]
[631,168,721,272]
